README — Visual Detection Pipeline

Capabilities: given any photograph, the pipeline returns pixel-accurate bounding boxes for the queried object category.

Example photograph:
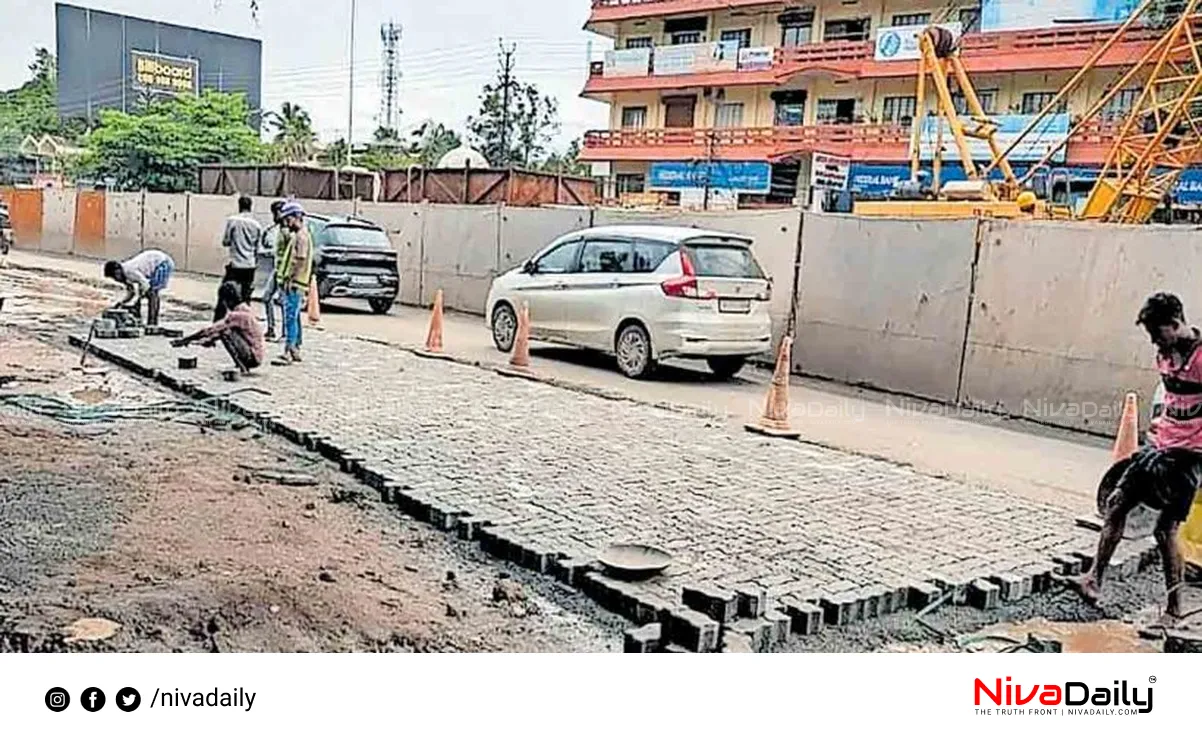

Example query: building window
[891,13,931,27]
[882,96,917,124]
[1021,91,1066,115]
[719,28,752,49]
[952,88,998,115]
[779,9,814,47]
[625,36,653,49]
[1102,88,1142,120]
[817,98,856,124]
[823,18,871,42]
[671,31,703,44]
[664,16,707,45]
[615,174,646,195]
[714,101,745,128]
[621,106,648,130]
[959,6,982,33]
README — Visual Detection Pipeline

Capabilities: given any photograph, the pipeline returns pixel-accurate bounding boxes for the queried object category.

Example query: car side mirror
[523,260,537,275]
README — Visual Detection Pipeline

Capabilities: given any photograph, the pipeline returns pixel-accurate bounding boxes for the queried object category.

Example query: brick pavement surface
[76,327,1098,613]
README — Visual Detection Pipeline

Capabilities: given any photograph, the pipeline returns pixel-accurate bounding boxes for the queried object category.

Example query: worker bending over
[172,281,266,376]
[1076,292,1202,627]
[103,248,174,327]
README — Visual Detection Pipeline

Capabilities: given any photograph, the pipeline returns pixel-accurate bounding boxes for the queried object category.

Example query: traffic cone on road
[744,336,800,439]
[306,279,320,326]
[415,289,448,358]
[1112,392,1139,461]
[497,301,536,379]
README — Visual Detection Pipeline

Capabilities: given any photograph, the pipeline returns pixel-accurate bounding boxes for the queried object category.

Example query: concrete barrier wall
[960,220,1193,434]
[185,194,234,275]
[142,192,189,265]
[498,206,592,271]
[41,188,76,254]
[421,204,501,312]
[793,214,978,402]
[105,192,144,259]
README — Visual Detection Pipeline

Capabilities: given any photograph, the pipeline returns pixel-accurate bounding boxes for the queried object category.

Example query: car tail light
[660,250,713,299]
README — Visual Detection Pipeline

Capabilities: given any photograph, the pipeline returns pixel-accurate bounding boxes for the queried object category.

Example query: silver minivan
[485,225,773,379]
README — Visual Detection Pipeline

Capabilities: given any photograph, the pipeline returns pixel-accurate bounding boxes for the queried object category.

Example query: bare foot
[1070,575,1102,607]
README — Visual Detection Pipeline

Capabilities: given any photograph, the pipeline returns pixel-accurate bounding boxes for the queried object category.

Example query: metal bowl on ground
[598,543,671,580]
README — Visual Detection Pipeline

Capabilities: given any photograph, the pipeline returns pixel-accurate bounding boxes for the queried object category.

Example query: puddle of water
[966,617,1160,653]
[70,388,111,404]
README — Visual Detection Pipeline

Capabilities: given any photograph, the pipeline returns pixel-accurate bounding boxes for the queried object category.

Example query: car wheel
[615,322,656,379]
[706,356,747,379]
[368,297,394,314]
[491,302,517,353]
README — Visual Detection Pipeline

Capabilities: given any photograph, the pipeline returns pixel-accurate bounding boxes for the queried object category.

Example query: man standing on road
[217,195,262,321]
[103,248,174,327]
[1075,292,1202,627]
[173,281,266,376]
[273,200,313,364]
[259,200,286,341]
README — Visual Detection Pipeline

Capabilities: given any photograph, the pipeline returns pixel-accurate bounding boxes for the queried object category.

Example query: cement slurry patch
[71,327,1103,638]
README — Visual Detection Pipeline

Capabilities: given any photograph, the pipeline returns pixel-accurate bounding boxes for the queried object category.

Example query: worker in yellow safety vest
[272,200,313,365]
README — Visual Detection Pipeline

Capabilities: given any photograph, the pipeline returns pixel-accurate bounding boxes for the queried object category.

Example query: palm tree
[268,102,317,163]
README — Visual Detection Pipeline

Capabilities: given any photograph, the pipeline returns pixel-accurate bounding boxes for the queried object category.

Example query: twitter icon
[116,687,141,712]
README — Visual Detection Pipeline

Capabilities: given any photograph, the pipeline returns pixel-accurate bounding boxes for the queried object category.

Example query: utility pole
[346,0,357,167]
[498,39,516,167]
[380,21,403,136]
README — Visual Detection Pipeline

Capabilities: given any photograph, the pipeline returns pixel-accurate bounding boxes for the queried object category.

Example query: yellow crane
[856,0,1202,223]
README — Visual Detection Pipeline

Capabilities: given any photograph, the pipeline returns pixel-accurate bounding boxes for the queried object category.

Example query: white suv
[485,225,773,379]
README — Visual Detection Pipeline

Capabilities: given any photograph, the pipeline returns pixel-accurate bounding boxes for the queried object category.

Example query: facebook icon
[81,687,106,712]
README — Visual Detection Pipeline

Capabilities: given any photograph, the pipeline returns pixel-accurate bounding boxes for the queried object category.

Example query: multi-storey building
[578,0,1202,209]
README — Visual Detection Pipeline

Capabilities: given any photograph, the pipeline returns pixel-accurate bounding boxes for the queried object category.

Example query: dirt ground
[0,326,624,652]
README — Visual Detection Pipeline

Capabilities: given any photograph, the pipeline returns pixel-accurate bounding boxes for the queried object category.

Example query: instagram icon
[44,687,70,712]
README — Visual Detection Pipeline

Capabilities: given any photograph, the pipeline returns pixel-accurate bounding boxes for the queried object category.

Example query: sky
[2,0,613,148]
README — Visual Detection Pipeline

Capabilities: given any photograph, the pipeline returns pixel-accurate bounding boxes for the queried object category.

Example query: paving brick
[762,609,791,647]
[728,618,773,653]
[721,633,754,653]
[548,556,595,588]
[967,579,1000,611]
[986,573,1027,603]
[908,582,942,610]
[733,584,768,619]
[623,623,662,653]
[666,607,720,653]
[781,600,823,636]
[682,585,738,625]
[819,594,855,627]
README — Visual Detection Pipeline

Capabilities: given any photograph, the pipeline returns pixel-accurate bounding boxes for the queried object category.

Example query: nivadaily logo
[974,677,1154,716]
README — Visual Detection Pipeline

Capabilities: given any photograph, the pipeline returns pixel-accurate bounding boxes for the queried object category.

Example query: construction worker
[172,281,265,376]
[103,248,174,327]
[216,194,262,321]
[259,200,286,341]
[1075,292,1202,627]
[273,200,313,364]
[1015,191,1037,217]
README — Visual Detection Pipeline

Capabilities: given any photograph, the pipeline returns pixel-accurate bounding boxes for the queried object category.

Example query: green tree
[79,90,263,191]
[0,48,63,155]
[267,101,317,162]
[318,138,348,167]
[408,121,461,167]
[542,138,589,176]
[466,59,560,168]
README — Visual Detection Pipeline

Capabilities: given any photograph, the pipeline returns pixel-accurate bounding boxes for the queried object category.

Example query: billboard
[131,50,199,95]
[874,23,962,62]
[980,0,1139,32]
[919,113,1071,162]
[811,153,850,190]
[652,41,739,76]
[56,3,261,123]
[649,161,772,193]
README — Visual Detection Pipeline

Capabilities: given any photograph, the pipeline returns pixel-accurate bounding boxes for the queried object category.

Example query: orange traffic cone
[306,279,320,326]
[415,289,448,358]
[1112,392,1139,461]
[497,301,536,379]
[744,336,800,439]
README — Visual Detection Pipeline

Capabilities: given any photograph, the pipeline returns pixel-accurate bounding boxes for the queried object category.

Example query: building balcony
[587,0,778,30]
[582,23,1161,98]
[580,120,1118,164]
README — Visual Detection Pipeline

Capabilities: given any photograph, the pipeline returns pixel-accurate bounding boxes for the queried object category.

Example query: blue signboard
[649,161,772,193]
[920,114,1070,163]
[847,162,1202,205]
[981,0,1139,33]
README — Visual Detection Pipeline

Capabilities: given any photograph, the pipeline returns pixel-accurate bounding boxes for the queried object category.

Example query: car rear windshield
[682,242,765,278]
[322,225,392,249]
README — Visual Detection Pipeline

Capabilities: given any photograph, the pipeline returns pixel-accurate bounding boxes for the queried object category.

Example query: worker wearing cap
[273,201,313,364]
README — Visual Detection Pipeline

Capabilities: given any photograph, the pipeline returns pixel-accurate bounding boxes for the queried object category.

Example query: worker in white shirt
[103,248,175,327]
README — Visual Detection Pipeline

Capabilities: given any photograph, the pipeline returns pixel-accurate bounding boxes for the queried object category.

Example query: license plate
[718,298,751,313]
[350,276,377,286]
